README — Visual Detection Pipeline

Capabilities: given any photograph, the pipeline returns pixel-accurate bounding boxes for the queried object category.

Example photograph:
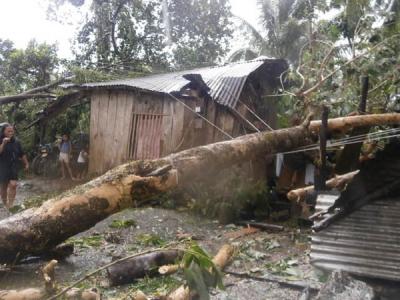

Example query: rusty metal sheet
[129,113,163,160]
[70,57,286,109]
[311,198,400,281]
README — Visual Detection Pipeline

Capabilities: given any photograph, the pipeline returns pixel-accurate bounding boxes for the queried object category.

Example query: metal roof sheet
[76,57,284,108]
[311,197,400,281]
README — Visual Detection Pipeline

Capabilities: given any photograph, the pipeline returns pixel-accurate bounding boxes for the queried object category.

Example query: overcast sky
[0,0,261,59]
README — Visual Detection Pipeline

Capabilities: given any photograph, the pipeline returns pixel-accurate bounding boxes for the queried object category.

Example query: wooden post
[316,106,329,190]
[335,76,369,174]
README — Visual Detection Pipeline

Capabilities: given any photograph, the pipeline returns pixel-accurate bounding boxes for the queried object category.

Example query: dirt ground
[0,177,330,299]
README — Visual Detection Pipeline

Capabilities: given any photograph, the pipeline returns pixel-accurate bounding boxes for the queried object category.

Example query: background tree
[230,0,318,65]
[56,0,232,71]
[282,0,400,117]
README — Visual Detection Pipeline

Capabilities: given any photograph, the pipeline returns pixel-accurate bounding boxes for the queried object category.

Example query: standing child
[76,146,89,180]
[58,133,76,180]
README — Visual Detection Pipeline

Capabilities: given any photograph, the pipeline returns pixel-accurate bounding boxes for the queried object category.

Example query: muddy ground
[0,177,388,300]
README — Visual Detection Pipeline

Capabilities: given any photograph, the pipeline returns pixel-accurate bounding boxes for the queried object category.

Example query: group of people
[0,124,89,210]
[58,133,89,181]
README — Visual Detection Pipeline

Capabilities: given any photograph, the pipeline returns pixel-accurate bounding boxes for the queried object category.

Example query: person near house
[0,123,29,209]
[76,145,89,180]
[58,133,76,180]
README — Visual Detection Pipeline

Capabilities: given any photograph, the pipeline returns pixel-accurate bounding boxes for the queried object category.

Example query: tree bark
[0,113,398,263]
[107,250,182,286]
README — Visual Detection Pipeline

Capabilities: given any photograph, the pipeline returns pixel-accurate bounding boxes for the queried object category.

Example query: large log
[0,113,398,263]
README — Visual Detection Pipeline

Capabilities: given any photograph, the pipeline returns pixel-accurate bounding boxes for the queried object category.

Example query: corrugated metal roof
[311,197,400,281]
[75,57,284,108]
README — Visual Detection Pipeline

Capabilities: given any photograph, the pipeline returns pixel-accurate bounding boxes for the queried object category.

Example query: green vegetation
[128,276,181,296]
[136,234,167,247]
[67,234,104,249]
[109,219,137,229]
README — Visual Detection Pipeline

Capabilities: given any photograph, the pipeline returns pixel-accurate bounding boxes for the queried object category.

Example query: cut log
[107,250,182,286]
[0,113,398,263]
[287,171,359,203]
[159,264,181,275]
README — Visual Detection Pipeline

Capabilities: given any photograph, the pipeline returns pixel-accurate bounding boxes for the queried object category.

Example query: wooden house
[76,57,287,174]
[31,57,286,175]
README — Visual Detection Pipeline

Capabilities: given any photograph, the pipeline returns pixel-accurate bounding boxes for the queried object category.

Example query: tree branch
[298,34,400,97]
[0,94,56,105]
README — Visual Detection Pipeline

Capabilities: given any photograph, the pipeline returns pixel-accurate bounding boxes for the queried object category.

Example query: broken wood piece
[107,250,182,286]
[167,244,234,300]
[42,259,58,293]
[212,244,235,269]
[235,221,284,232]
[224,226,260,240]
[287,171,359,203]
[131,290,148,300]
[159,264,181,275]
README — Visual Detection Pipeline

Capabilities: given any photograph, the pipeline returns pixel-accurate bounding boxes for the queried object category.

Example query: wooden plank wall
[89,90,249,175]
[89,90,188,175]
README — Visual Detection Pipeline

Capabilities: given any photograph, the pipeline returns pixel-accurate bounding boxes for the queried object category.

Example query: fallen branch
[20,78,71,95]
[0,93,56,105]
[287,171,359,203]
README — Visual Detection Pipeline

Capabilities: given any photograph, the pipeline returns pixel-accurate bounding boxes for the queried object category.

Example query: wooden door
[128,113,164,160]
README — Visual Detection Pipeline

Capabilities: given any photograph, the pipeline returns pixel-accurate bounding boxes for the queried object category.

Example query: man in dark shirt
[0,124,29,209]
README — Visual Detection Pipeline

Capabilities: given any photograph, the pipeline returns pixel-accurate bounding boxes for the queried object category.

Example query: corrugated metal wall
[311,198,400,281]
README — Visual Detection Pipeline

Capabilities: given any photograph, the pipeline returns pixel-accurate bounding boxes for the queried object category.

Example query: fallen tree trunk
[0,113,398,263]
[0,120,312,263]
[287,171,359,203]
